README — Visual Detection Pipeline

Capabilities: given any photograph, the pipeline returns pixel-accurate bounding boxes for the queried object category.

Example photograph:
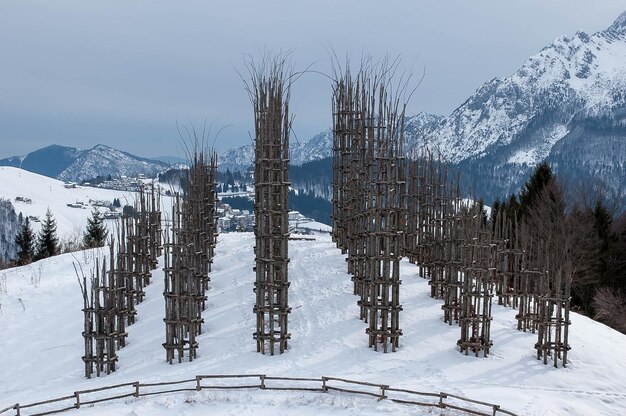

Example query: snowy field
[0,166,161,238]
[1,230,625,416]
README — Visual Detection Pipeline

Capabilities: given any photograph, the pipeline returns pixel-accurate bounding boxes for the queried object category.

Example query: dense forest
[492,163,626,333]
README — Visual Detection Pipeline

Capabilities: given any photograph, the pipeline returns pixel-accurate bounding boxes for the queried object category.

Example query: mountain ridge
[219,11,626,201]
[0,144,169,182]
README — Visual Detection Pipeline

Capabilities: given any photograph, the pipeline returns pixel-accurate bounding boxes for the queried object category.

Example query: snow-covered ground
[1,231,625,415]
[0,166,159,237]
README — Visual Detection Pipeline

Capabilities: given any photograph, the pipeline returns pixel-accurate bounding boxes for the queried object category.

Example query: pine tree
[519,162,554,220]
[83,209,108,248]
[15,217,35,265]
[35,208,59,260]
[593,201,618,288]
[505,193,520,220]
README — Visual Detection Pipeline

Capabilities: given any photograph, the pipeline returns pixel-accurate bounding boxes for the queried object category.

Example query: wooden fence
[0,374,518,416]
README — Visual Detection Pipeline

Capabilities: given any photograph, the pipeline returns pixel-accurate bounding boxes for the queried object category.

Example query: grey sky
[1,0,624,160]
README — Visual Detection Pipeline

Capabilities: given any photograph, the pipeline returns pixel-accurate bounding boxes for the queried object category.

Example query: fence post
[322,377,328,393]
[134,382,140,398]
[13,403,20,416]
[260,374,266,390]
[196,375,202,391]
[380,385,388,400]
[493,404,500,415]
[74,391,80,409]
[439,392,447,408]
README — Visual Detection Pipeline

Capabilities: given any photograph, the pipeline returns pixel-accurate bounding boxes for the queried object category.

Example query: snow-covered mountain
[426,11,626,200]
[291,128,333,165]
[218,142,255,173]
[219,12,626,201]
[57,144,169,182]
[0,144,169,183]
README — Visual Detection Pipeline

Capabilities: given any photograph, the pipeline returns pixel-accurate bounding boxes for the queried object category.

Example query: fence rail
[1,374,518,416]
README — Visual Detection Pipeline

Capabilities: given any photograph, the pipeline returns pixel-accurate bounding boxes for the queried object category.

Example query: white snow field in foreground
[1,233,625,416]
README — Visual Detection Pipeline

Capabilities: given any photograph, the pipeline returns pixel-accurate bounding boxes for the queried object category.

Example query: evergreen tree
[35,208,59,260]
[225,169,235,190]
[608,213,626,294]
[477,197,488,227]
[505,194,520,221]
[83,209,108,249]
[15,217,35,265]
[519,162,554,220]
[569,205,601,315]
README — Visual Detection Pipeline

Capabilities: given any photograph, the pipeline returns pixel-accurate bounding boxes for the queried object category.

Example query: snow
[0,166,166,238]
[1,229,625,416]
[507,125,570,165]
[0,167,624,416]
[508,149,538,165]
[57,145,168,183]
[427,16,626,165]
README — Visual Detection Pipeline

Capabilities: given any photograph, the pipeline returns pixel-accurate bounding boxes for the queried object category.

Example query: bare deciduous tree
[593,287,626,333]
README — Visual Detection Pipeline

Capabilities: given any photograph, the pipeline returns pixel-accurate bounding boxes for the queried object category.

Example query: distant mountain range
[4,11,626,202]
[0,144,169,182]
[218,112,448,172]
[220,11,626,202]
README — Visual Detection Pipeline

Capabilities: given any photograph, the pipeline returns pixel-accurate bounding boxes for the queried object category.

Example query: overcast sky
[1,1,624,160]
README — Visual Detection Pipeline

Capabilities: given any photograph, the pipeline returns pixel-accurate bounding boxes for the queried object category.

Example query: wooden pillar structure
[246,56,292,355]
[332,61,407,352]
[162,152,218,363]
[79,258,121,378]
[534,234,572,368]
[457,203,493,357]
[80,183,163,377]
[441,176,463,325]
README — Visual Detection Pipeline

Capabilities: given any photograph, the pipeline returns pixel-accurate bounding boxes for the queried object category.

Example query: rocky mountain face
[218,143,255,173]
[220,12,626,203]
[0,144,169,183]
[428,11,626,201]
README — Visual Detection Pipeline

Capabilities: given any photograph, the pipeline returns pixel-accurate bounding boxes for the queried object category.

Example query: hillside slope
[0,167,158,239]
[1,233,625,415]
[0,145,169,183]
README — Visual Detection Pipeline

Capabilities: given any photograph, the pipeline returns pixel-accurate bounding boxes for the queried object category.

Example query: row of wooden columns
[332,65,406,353]
[79,185,162,377]
[163,152,218,364]
[330,62,570,365]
